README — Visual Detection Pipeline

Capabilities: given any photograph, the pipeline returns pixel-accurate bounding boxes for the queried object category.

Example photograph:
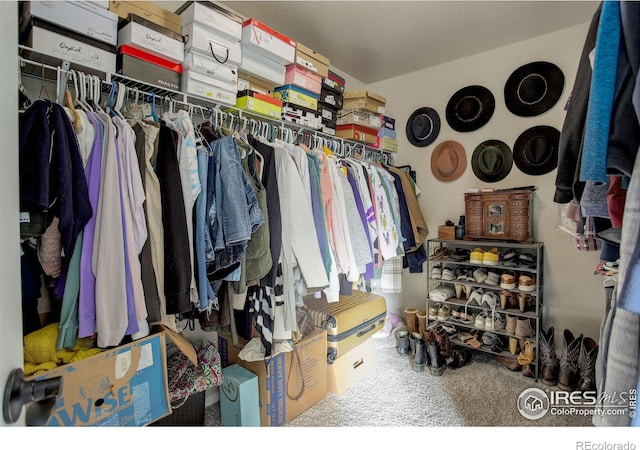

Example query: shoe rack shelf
[426,239,544,381]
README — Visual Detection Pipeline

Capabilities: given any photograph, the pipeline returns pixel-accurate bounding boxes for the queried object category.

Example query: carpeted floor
[205,333,592,427]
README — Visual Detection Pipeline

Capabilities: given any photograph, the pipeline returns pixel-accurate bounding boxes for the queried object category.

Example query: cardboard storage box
[241,18,296,65]
[182,70,238,106]
[336,123,379,146]
[109,1,182,35]
[438,225,455,240]
[117,45,182,91]
[235,90,283,119]
[183,50,238,86]
[322,70,345,94]
[378,136,398,153]
[220,364,260,426]
[117,14,185,64]
[21,0,119,46]
[328,338,377,395]
[23,19,117,74]
[274,84,318,111]
[177,1,243,42]
[218,327,328,427]
[337,108,382,129]
[183,21,243,66]
[344,90,387,114]
[294,42,330,78]
[284,64,322,94]
[26,327,196,426]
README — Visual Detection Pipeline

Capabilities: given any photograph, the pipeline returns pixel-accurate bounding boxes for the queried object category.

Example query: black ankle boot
[428,341,445,376]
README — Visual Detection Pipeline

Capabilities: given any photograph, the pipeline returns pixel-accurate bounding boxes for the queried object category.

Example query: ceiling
[159,1,600,84]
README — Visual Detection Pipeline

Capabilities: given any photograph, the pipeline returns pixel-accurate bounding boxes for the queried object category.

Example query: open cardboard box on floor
[25,326,196,427]
[218,327,328,426]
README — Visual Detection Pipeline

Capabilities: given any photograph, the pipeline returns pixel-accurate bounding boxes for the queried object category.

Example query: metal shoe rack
[425,239,543,381]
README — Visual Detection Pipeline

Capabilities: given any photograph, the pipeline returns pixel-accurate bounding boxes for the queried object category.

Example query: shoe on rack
[454,284,464,299]
[518,274,536,292]
[486,312,505,332]
[441,266,456,281]
[502,248,518,267]
[475,312,488,330]
[464,284,473,299]
[505,314,517,335]
[500,290,518,310]
[482,332,502,347]
[517,339,536,365]
[470,247,485,264]
[500,271,517,290]
[481,291,498,311]
[514,317,535,338]
[449,248,471,261]
[466,288,484,307]
[458,309,476,324]
[437,304,451,322]
[451,306,463,319]
[518,253,536,268]
[482,247,502,266]
[431,264,443,280]
[428,303,441,320]
[429,246,449,260]
[448,349,473,369]
[473,268,488,283]
[462,269,476,282]
[457,331,482,349]
[508,338,519,355]
[485,270,501,286]
[496,355,522,371]
[517,293,534,313]
[454,267,467,280]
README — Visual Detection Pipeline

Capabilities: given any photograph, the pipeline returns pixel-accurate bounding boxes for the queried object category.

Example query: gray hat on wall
[471,139,513,183]
[504,61,565,117]
[406,107,441,147]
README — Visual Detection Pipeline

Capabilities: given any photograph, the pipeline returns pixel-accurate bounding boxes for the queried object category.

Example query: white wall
[367,22,605,342]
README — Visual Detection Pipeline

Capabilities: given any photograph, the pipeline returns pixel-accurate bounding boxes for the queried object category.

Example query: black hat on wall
[445,85,495,132]
[406,107,441,147]
[504,61,565,117]
[513,125,560,175]
[471,139,513,183]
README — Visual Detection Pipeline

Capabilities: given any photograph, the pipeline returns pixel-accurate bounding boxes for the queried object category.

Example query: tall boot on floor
[557,329,583,391]
[577,337,599,392]
[413,337,427,372]
[395,330,410,355]
[417,310,427,336]
[540,327,559,387]
[404,307,419,335]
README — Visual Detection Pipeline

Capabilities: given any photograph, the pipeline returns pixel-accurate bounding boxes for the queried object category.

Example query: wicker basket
[150,390,205,426]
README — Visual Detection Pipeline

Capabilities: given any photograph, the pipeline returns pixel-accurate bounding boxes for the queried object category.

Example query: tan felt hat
[431,140,467,182]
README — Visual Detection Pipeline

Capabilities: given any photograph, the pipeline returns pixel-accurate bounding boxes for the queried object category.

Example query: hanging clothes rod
[18,53,397,164]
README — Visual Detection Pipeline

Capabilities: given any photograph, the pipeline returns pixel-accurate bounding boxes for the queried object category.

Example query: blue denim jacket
[206,134,264,279]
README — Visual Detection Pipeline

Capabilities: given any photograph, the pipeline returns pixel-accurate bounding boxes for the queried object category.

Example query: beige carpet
[205,332,592,427]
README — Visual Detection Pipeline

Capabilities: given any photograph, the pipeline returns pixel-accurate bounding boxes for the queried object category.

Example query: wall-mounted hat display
[445,85,495,132]
[504,61,565,117]
[431,140,467,182]
[471,139,513,183]
[406,107,441,147]
[513,125,560,175]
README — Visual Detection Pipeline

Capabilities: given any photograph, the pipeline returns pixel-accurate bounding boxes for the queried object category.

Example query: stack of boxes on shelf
[378,115,398,152]
[234,18,296,119]
[116,9,184,91]
[178,1,243,106]
[336,90,387,147]
[318,70,346,136]
[275,42,330,129]
[19,0,119,74]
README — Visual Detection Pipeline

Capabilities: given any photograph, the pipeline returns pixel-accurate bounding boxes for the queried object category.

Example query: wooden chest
[464,189,534,243]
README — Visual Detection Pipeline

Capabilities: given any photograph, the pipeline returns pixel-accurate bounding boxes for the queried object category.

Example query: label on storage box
[266,352,286,427]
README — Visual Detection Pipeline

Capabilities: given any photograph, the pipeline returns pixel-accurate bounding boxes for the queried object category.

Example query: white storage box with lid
[183,21,242,66]
[241,18,295,65]
[25,20,116,74]
[20,0,118,46]
[183,51,238,87]
[182,70,237,106]
[177,1,243,42]
[240,47,286,87]
[117,15,184,64]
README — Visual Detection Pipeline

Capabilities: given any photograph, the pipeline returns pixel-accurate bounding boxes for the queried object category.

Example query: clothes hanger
[18,60,33,111]
[62,70,82,130]
[113,82,127,121]
[37,62,52,101]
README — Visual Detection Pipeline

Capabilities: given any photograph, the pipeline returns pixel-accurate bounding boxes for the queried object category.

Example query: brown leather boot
[557,329,583,391]
[404,307,419,334]
[540,327,559,386]
[495,355,521,371]
[577,337,599,391]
